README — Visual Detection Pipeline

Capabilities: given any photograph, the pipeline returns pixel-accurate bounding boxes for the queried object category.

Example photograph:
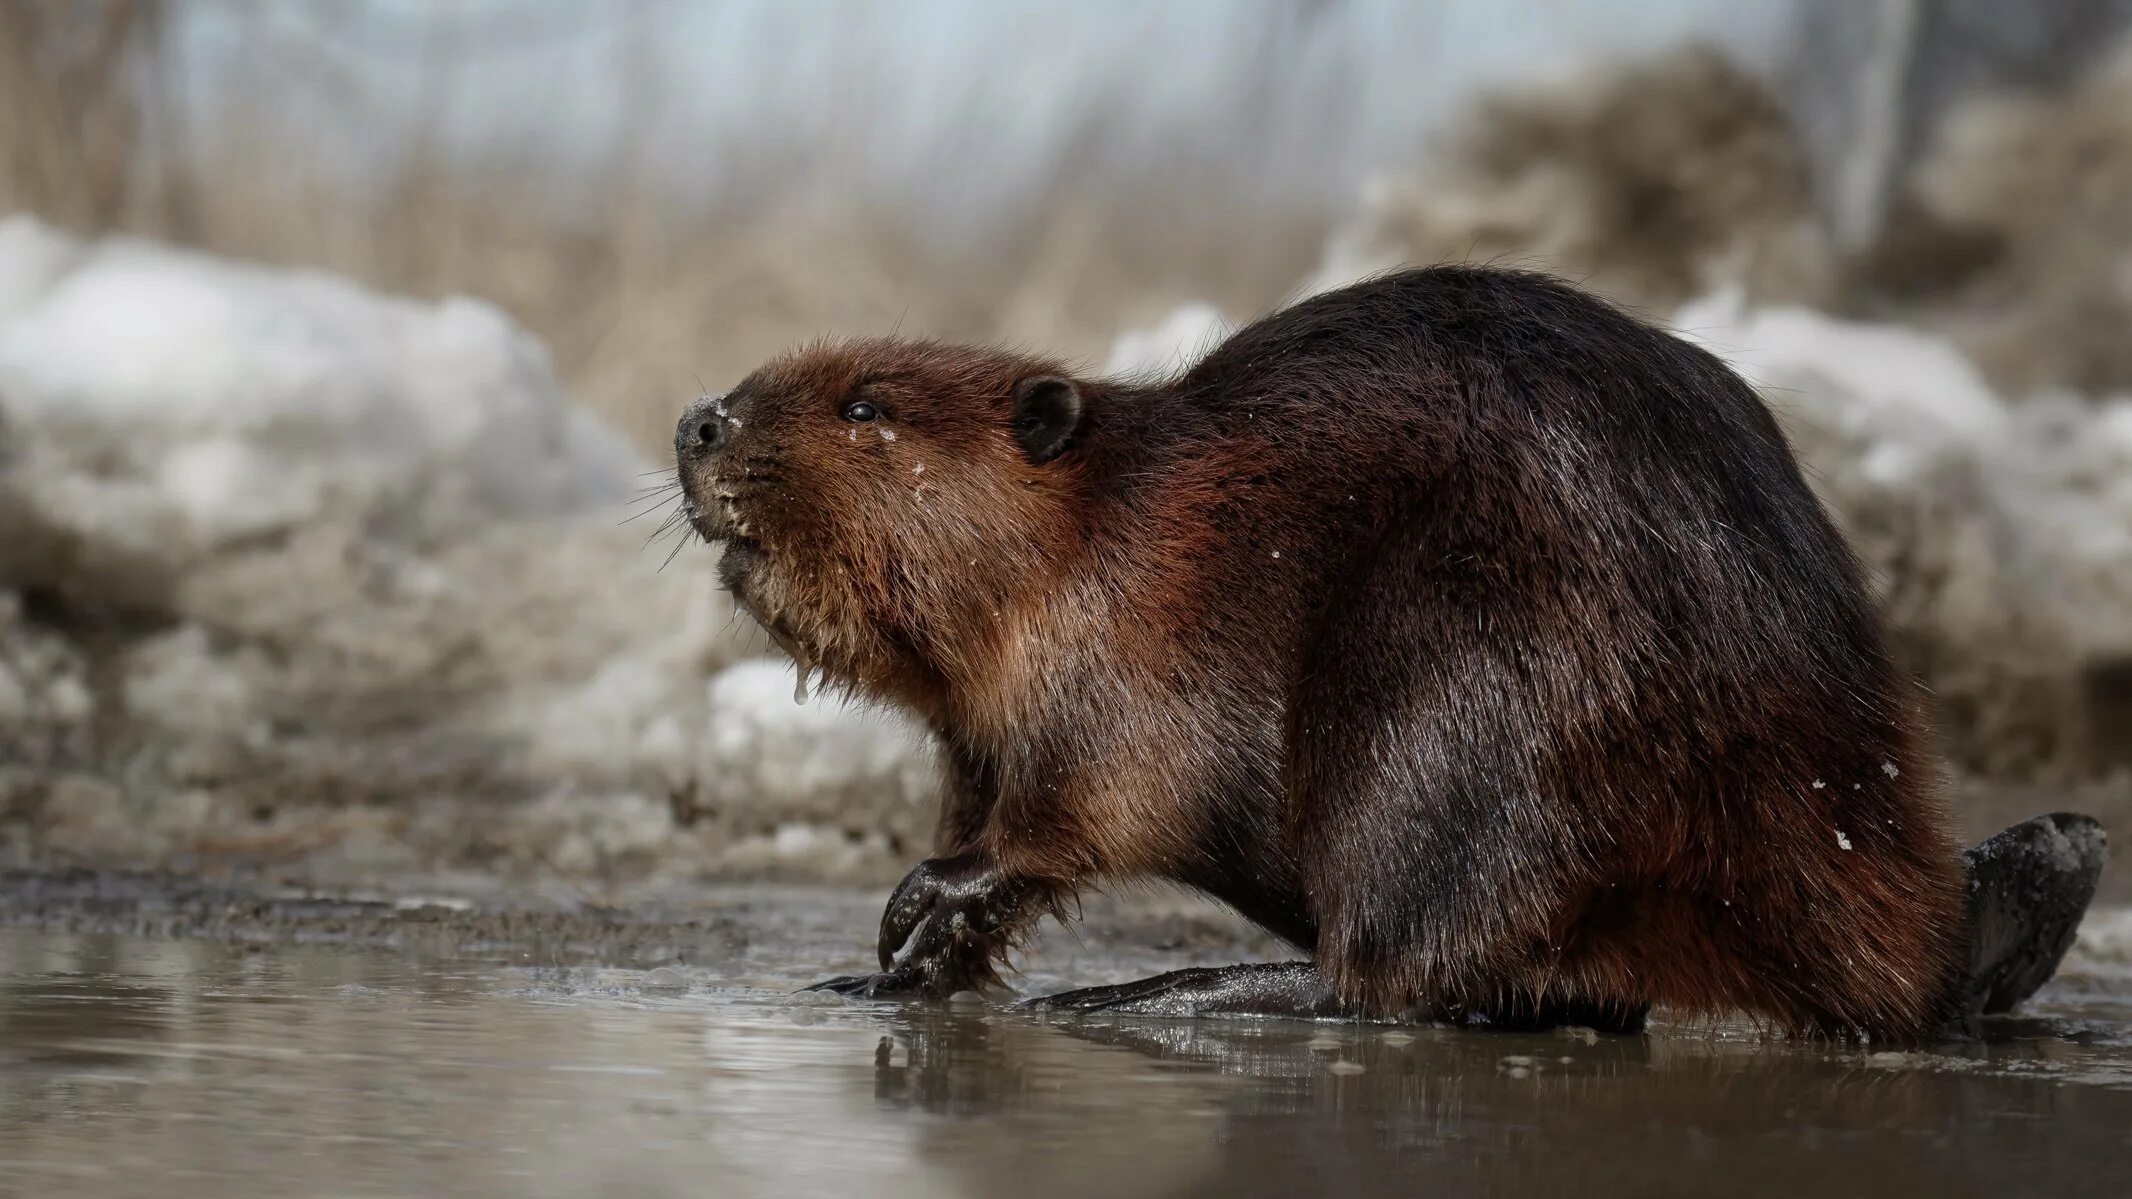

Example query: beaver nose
[678,394,731,457]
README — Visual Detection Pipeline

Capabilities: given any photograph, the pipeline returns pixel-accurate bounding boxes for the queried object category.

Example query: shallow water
[3,920,2132,1199]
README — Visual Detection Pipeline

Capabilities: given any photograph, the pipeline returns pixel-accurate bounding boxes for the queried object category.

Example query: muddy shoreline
[0,866,1286,985]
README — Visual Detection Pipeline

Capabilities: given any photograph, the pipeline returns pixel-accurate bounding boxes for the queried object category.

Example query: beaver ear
[1011,375,1083,464]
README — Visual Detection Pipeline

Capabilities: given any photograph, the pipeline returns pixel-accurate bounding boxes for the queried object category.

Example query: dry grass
[1312,46,1836,316]
[0,0,157,229]
[175,172,1319,452]
[0,0,1320,454]
[15,4,2132,452]
[1897,39,2132,395]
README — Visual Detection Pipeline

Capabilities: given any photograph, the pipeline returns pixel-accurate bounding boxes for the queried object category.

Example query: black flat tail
[1959,812,2109,1020]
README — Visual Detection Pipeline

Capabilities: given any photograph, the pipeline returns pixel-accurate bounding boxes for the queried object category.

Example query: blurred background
[3,0,2131,896]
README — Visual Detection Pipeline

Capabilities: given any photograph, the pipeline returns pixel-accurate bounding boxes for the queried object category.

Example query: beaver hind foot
[1023,964,1651,1034]
[1024,963,1346,1021]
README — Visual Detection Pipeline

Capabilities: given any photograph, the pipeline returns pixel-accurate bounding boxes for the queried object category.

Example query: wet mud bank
[0,866,1289,981]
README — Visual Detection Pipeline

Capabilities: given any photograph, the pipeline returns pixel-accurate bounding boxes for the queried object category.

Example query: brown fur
[679,267,1970,1039]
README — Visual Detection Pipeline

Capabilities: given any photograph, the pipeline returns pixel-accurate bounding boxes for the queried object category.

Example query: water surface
[2,915,2131,1198]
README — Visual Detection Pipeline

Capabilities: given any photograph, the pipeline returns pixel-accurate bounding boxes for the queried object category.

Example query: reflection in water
[0,930,2129,1198]
[870,1002,2132,1198]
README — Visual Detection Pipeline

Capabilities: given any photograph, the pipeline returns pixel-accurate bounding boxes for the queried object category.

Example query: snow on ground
[0,215,937,884]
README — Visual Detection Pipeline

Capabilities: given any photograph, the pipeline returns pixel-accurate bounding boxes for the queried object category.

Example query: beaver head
[676,339,1092,709]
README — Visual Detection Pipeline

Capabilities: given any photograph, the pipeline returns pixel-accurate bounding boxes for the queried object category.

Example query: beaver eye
[841,399,880,423]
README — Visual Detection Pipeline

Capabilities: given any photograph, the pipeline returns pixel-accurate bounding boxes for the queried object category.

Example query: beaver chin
[715,533,764,594]
[679,478,733,540]
[682,486,771,615]
[713,537,831,702]
[684,484,767,588]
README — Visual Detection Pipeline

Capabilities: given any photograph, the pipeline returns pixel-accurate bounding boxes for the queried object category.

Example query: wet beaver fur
[676,266,2105,1039]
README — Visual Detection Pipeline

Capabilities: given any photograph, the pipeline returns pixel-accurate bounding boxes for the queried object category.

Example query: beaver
[675,266,2105,1039]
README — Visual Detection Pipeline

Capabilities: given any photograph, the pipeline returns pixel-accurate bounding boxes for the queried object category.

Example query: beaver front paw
[804,854,1043,1001]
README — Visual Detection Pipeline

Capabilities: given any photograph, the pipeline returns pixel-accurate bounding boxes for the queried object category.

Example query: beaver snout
[674,392,742,545]
[676,393,732,458]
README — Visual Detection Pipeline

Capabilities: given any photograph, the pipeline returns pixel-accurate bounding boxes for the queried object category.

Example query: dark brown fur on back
[680,267,1968,1039]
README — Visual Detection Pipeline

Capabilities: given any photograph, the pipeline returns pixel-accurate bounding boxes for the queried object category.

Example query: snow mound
[0,217,937,883]
[1677,293,2132,778]
[0,215,640,608]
